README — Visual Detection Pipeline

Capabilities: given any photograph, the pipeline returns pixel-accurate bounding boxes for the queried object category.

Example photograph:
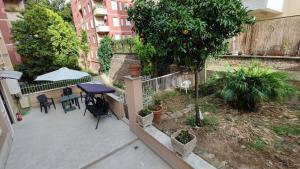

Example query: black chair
[84,97,109,129]
[62,87,75,104]
[37,94,56,113]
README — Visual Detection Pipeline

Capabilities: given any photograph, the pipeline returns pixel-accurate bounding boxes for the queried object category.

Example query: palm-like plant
[218,62,295,111]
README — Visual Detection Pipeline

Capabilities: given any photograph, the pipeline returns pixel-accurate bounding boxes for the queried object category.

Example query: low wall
[25,85,125,120]
[206,55,300,82]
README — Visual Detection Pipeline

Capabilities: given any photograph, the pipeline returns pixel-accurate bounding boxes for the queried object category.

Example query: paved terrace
[5,102,172,169]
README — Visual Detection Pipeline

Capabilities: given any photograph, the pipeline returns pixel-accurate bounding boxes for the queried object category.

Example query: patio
[5,102,172,169]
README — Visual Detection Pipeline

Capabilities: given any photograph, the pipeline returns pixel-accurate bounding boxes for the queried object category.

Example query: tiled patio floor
[5,102,171,169]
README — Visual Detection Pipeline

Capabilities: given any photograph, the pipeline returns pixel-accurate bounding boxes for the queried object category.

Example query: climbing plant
[97,36,113,73]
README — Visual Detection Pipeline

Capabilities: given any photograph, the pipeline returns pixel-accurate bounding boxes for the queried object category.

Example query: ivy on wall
[97,36,113,73]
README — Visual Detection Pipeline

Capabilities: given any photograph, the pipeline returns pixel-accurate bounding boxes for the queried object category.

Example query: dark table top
[77,83,115,94]
[60,94,79,102]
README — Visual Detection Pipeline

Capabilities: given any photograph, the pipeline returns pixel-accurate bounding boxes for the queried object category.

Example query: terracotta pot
[129,64,141,77]
[151,105,162,122]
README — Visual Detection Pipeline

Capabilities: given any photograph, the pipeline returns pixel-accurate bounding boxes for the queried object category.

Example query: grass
[201,102,217,113]
[186,115,219,132]
[272,124,300,137]
[249,138,266,150]
[154,90,193,112]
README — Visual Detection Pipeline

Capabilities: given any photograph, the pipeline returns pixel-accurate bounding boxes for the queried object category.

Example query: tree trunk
[195,64,201,126]
[83,54,88,69]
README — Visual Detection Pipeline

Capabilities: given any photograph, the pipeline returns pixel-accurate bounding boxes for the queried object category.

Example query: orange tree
[128,0,254,126]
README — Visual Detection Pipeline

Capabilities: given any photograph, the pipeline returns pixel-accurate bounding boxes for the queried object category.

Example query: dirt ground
[154,90,300,169]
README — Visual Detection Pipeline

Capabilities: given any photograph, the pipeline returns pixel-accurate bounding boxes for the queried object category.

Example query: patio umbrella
[0,70,23,80]
[35,67,90,81]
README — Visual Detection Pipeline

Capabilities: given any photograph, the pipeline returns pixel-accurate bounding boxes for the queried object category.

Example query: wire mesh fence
[141,72,180,106]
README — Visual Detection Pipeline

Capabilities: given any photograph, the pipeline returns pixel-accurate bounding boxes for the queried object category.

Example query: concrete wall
[244,0,300,20]
[0,93,13,169]
[206,55,300,82]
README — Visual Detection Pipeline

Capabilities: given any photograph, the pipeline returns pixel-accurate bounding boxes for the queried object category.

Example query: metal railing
[142,72,180,106]
[20,76,92,95]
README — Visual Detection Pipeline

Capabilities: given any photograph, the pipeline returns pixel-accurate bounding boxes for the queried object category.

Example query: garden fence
[20,76,92,95]
[142,72,180,106]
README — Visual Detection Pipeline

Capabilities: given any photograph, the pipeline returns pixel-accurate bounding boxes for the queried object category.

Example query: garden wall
[108,54,140,83]
[206,55,300,86]
[229,15,300,56]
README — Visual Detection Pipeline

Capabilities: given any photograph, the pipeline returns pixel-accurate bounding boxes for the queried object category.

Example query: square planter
[171,129,197,157]
[137,112,153,128]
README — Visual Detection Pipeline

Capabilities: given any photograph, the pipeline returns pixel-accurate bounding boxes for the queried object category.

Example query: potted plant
[171,129,197,157]
[149,99,163,122]
[136,108,153,128]
[129,63,141,77]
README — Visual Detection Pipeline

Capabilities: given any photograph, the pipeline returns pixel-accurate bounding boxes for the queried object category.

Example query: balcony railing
[96,25,110,33]
[243,0,284,14]
[94,7,107,16]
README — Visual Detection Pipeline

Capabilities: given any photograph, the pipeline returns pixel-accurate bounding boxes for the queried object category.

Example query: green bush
[186,115,196,127]
[205,62,295,111]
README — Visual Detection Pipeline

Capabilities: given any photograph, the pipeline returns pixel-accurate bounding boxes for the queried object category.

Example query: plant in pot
[149,99,162,122]
[136,108,153,128]
[129,63,141,77]
[171,129,197,157]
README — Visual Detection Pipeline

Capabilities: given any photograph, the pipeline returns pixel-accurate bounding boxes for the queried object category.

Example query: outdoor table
[77,83,117,118]
[60,94,80,113]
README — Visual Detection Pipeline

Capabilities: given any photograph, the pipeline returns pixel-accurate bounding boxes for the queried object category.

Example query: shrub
[175,130,194,144]
[186,115,196,127]
[138,109,152,117]
[205,62,295,111]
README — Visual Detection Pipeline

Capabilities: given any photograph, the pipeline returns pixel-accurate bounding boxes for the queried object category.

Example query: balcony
[243,0,284,14]
[96,25,110,33]
[94,7,107,16]
[77,2,82,11]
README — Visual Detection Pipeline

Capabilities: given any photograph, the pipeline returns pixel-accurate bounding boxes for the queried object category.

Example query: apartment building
[243,0,300,20]
[0,0,24,65]
[71,0,134,73]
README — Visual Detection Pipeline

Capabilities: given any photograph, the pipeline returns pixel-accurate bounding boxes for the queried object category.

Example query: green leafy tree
[26,0,74,26]
[128,0,254,126]
[80,30,90,69]
[133,37,156,76]
[98,36,113,73]
[12,5,80,81]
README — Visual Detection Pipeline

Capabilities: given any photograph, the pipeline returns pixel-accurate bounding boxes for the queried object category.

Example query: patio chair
[178,80,192,94]
[62,87,75,104]
[84,97,109,129]
[36,94,56,113]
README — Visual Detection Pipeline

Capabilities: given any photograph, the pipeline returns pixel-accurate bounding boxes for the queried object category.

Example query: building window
[120,18,124,26]
[86,22,89,29]
[124,3,129,10]
[125,19,131,26]
[91,20,94,28]
[111,0,118,10]
[88,3,91,13]
[114,34,121,40]
[113,18,119,27]
[83,7,86,16]
[118,2,123,10]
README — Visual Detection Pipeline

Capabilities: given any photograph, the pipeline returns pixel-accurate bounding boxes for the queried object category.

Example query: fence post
[124,75,143,129]
[155,78,159,93]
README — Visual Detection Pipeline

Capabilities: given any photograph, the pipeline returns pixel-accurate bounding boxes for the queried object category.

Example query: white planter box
[171,129,197,157]
[137,112,153,128]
